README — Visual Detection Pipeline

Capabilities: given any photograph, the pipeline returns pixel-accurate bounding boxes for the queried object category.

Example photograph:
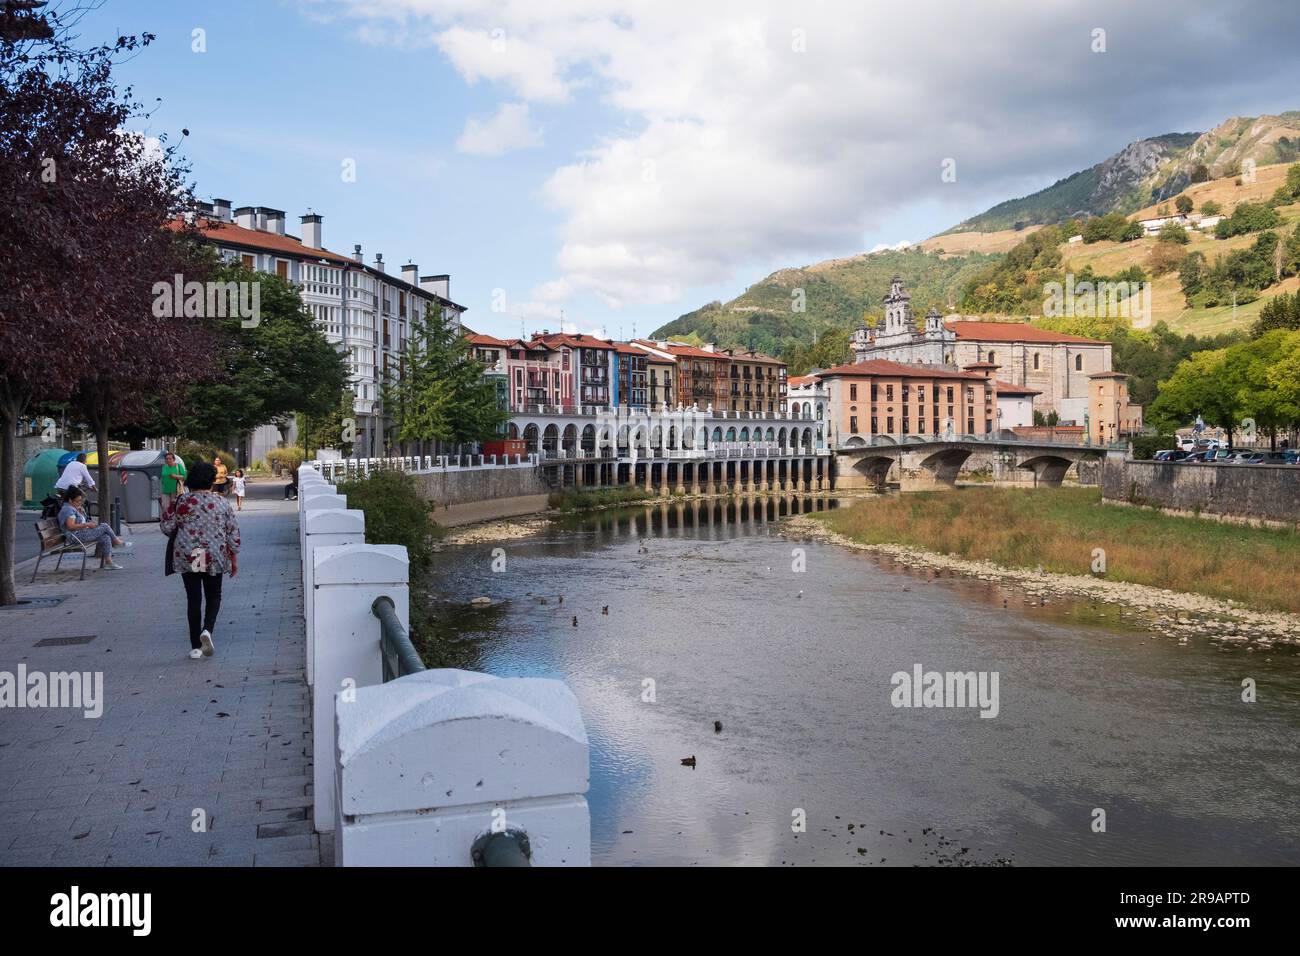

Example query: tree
[383,308,508,452]
[0,15,206,605]
[298,387,356,459]
[1157,222,1189,244]
[169,262,349,454]
[1174,194,1194,215]
[1252,292,1300,337]
[1149,347,1239,441]
[1200,200,1222,216]
[1147,240,1188,276]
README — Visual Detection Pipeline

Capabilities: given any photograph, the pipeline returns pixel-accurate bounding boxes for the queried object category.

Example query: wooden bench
[31,517,93,582]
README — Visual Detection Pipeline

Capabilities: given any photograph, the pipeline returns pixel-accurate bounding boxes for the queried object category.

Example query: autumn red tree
[0,13,213,604]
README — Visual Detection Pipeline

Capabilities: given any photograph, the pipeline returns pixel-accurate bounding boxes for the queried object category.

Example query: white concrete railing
[294,464,591,867]
[312,454,539,482]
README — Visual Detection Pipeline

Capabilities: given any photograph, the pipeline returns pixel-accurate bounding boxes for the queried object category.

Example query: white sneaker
[200,630,215,657]
[189,649,203,660]
[101,561,124,570]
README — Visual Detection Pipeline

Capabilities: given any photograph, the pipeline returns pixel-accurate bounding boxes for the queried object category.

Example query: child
[231,469,247,511]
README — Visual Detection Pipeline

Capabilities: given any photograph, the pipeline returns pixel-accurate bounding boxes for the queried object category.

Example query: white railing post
[302,508,365,687]
[299,486,343,560]
[310,543,409,833]
[335,669,590,866]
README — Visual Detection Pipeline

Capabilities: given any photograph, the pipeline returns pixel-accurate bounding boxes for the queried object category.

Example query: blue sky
[77,0,1300,340]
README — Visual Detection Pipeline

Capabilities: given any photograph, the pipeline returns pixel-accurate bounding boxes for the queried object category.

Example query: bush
[1147,240,1188,276]
[1200,200,1221,216]
[177,441,235,472]
[1175,194,1193,215]
[1082,212,1143,243]
[266,446,306,474]
[1131,434,1177,460]
[336,469,443,574]
[1215,202,1283,238]
[1157,222,1189,244]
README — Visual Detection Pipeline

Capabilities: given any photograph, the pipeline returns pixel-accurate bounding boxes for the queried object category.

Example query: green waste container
[22,448,69,508]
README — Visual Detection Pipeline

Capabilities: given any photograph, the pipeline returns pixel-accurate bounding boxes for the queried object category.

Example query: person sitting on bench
[58,488,131,571]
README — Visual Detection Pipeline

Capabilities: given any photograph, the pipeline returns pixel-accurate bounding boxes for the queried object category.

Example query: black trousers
[181,571,224,648]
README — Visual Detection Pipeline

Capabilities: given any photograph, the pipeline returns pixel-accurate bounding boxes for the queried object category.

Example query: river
[423,495,1300,866]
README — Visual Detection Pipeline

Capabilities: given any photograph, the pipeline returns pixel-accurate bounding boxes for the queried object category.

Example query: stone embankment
[785,514,1300,648]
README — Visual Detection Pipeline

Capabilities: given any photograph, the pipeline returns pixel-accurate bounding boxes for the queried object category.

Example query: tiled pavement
[0,480,328,866]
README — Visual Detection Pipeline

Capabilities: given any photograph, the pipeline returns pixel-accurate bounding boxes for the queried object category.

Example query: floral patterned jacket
[160,490,241,575]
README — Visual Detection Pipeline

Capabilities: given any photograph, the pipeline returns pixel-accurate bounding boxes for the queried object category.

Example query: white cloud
[870,241,913,254]
[306,1,1300,309]
[456,102,543,156]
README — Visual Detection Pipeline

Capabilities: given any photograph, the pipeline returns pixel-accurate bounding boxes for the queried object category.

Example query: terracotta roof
[992,379,1041,396]
[612,342,646,355]
[466,332,510,347]
[1088,370,1129,379]
[176,216,357,266]
[820,359,991,381]
[532,333,615,350]
[632,340,728,360]
[945,321,1108,345]
[788,375,817,388]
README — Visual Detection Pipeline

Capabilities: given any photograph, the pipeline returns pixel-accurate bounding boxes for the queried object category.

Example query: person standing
[159,451,187,513]
[230,469,246,511]
[160,461,240,660]
[58,488,130,570]
[211,456,229,497]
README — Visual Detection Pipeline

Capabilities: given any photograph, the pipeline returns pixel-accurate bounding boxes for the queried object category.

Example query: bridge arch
[919,448,972,484]
[1017,454,1075,487]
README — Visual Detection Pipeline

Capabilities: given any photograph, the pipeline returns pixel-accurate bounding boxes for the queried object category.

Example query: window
[276,260,288,280]
[241,254,255,270]
[871,383,878,401]
[849,415,858,433]
[946,386,954,402]
[886,385,894,401]
[1033,353,1040,370]
[1075,354,1083,371]
[988,350,996,364]
[850,384,858,401]
[870,416,878,433]
[886,416,895,433]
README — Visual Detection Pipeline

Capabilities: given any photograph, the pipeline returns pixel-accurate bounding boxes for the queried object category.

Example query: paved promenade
[0,480,324,866]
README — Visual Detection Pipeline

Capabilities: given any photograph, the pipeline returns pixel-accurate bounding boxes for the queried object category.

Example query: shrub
[1200,200,1221,216]
[266,446,306,473]
[1147,240,1188,276]
[1157,222,1189,244]
[548,486,657,512]
[337,469,442,574]
[1174,195,1194,215]
[177,441,235,472]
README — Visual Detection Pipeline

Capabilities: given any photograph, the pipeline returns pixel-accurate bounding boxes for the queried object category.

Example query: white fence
[313,453,539,482]
[295,464,591,867]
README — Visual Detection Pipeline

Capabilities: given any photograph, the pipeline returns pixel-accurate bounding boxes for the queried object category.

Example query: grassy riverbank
[814,487,1300,614]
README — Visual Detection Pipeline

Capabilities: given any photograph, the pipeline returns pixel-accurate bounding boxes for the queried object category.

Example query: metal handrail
[372,596,425,682]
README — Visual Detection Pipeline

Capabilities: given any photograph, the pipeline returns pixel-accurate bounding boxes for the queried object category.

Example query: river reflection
[424,494,1300,866]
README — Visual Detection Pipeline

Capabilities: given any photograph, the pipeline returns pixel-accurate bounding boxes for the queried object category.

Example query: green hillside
[650,247,999,358]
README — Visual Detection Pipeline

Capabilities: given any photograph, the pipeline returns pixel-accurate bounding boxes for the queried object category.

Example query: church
[850,277,1126,425]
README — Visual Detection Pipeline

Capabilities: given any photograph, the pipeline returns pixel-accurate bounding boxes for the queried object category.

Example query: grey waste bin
[111,450,169,522]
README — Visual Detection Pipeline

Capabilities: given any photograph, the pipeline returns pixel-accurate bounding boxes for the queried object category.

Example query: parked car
[1206,449,1236,463]
[1259,452,1288,465]
[1183,450,1215,463]
[1285,449,1300,465]
[1228,452,1266,465]
[1153,449,1189,461]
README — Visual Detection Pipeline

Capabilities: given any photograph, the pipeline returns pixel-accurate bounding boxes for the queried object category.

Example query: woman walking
[160,461,240,660]
[58,488,131,570]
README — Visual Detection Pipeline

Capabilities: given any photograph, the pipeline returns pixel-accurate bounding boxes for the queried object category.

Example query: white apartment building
[191,199,465,460]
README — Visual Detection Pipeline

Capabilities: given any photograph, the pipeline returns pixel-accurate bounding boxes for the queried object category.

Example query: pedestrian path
[0,480,322,866]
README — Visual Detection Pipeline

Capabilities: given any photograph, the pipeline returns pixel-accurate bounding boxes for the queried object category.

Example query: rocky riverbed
[784,513,1300,649]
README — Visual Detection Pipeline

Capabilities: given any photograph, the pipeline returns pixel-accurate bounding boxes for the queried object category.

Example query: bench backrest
[35,517,68,553]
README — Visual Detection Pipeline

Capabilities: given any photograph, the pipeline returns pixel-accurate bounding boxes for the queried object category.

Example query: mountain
[654,112,1300,355]
[945,112,1300,234]
[649,246,999,357]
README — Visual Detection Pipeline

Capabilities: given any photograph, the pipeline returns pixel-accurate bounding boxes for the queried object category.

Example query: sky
[71,0,1300,340]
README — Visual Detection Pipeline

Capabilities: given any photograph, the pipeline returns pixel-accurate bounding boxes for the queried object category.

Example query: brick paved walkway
[0,479,323,866]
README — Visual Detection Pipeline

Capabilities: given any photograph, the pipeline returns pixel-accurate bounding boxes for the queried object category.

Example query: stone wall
[1101,455,1300,524]
[410,466,552,526]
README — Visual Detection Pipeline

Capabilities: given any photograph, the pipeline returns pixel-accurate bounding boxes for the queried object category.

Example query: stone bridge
[835,436,1116,491]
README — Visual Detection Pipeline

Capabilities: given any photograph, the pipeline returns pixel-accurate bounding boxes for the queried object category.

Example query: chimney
[234,206,256,229]
[254,207,268,231]
[401,262,419,286]
[212,198,232,221]
[353,244,363,263]
[374,253,385,273]
[300,212,322,249]
[264,208,286,236]
[419,274,450,299]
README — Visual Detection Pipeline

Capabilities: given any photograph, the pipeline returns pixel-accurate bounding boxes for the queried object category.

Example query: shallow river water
[424,496,1300,866]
